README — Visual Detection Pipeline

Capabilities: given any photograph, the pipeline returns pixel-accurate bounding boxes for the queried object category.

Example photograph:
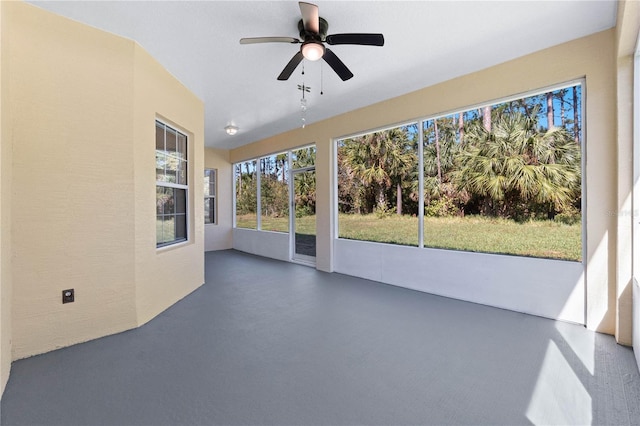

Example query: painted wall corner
[204,148,233,251]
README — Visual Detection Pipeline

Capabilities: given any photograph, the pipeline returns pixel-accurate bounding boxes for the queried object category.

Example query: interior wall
[204,148,232,251]
[0,0,12,397]
[230,29,618,335]
[334,239,585,324]
[8,2,138,360]
[132,44,204,326]
[233,228,290,262]
[615,0,640,365]
[5,2,204,361]
[615,0,639,346]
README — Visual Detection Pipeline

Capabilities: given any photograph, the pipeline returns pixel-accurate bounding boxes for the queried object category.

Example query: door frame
[290,165,316,266]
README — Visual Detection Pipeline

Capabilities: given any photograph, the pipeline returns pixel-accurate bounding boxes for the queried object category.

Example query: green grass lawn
[234,214,290,232]
[236,213,582,262]
[236,214,313,234]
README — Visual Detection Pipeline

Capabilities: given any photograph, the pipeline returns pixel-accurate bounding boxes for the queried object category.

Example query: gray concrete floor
[1,249,640,425]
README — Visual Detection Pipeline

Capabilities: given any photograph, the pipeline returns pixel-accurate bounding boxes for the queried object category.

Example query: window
[337,124,419,246]
[421,84,582,261]
[336,82,583,261]
[204,169,216,224]
[235,160,257,229]
[156,120,188,247]
[260,154,289,232]
[291,145,316,169]
[233,146,316,232]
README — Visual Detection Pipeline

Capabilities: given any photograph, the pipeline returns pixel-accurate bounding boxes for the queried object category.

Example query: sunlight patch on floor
[526,341,591,425]
[556,322,595,375]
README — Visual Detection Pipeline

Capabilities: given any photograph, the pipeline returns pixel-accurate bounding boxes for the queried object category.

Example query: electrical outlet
[62,289,74,304]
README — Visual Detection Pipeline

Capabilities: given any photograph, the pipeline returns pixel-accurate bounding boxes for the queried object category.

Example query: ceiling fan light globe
[301,42,325,61]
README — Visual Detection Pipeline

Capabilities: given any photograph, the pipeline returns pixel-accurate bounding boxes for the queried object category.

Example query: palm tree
[572,85,581,145]
[341,127,416,214]
[293,171,316,217]
[452,108,580,219]
[423,117,459,205]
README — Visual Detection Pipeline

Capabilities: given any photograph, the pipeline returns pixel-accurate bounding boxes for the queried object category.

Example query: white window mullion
[232,165,237,228]
[257,160,262,230]
[418,123,425,248]
[289,150,294,257]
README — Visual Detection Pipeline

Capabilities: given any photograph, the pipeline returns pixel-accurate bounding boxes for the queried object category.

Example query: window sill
[156,239,190,253]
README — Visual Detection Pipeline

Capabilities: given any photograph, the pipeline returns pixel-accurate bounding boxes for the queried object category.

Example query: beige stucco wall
[132,44,205,326]
[4,2,204,361]
[204,148,233,251]
[230,29,618,335]
[0,0,12,397]
[8,0,138,361]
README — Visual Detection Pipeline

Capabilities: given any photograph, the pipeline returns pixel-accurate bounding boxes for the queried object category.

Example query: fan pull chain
[320,62,324,95]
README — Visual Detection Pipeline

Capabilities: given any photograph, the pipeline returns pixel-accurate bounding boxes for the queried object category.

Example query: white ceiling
[28,1,617,149]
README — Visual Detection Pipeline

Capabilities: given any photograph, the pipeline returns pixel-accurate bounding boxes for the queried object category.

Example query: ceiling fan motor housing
[298,17,329,41]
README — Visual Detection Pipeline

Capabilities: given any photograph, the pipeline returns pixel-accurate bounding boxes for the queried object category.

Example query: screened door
[292,168,316,262]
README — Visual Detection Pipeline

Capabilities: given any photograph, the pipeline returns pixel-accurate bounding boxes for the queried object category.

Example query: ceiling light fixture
[225,125,239,136]
[301,41,325,61]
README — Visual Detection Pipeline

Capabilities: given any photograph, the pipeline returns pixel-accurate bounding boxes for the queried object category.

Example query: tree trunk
[281,159,286,182]
[482,106,491,133]
[434,120,442,184]
[521,98,530,116]
[458,112,464,144]
[377,186,386,209]
[546,92,554,129]
[559,91,566,127]
[396,182,402,215]
[573,86,580,145]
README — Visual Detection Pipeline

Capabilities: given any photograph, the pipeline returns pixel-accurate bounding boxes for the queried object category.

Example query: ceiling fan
[239,2,384,82]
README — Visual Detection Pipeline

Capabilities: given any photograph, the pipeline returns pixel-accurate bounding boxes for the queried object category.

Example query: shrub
[555,206,581,225]
[425,196,458,217]
[374,204,396,219]
[295,205,314,218]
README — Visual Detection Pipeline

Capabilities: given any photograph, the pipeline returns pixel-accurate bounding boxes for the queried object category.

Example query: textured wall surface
[9,2,138,360]
[132,43,205,327]
[4,2,204,361]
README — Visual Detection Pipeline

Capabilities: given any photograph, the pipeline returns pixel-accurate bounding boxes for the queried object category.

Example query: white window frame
[333,79,585,262]
[205,168,217,225]
[156,119,189,248]
[233,144,317,232]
